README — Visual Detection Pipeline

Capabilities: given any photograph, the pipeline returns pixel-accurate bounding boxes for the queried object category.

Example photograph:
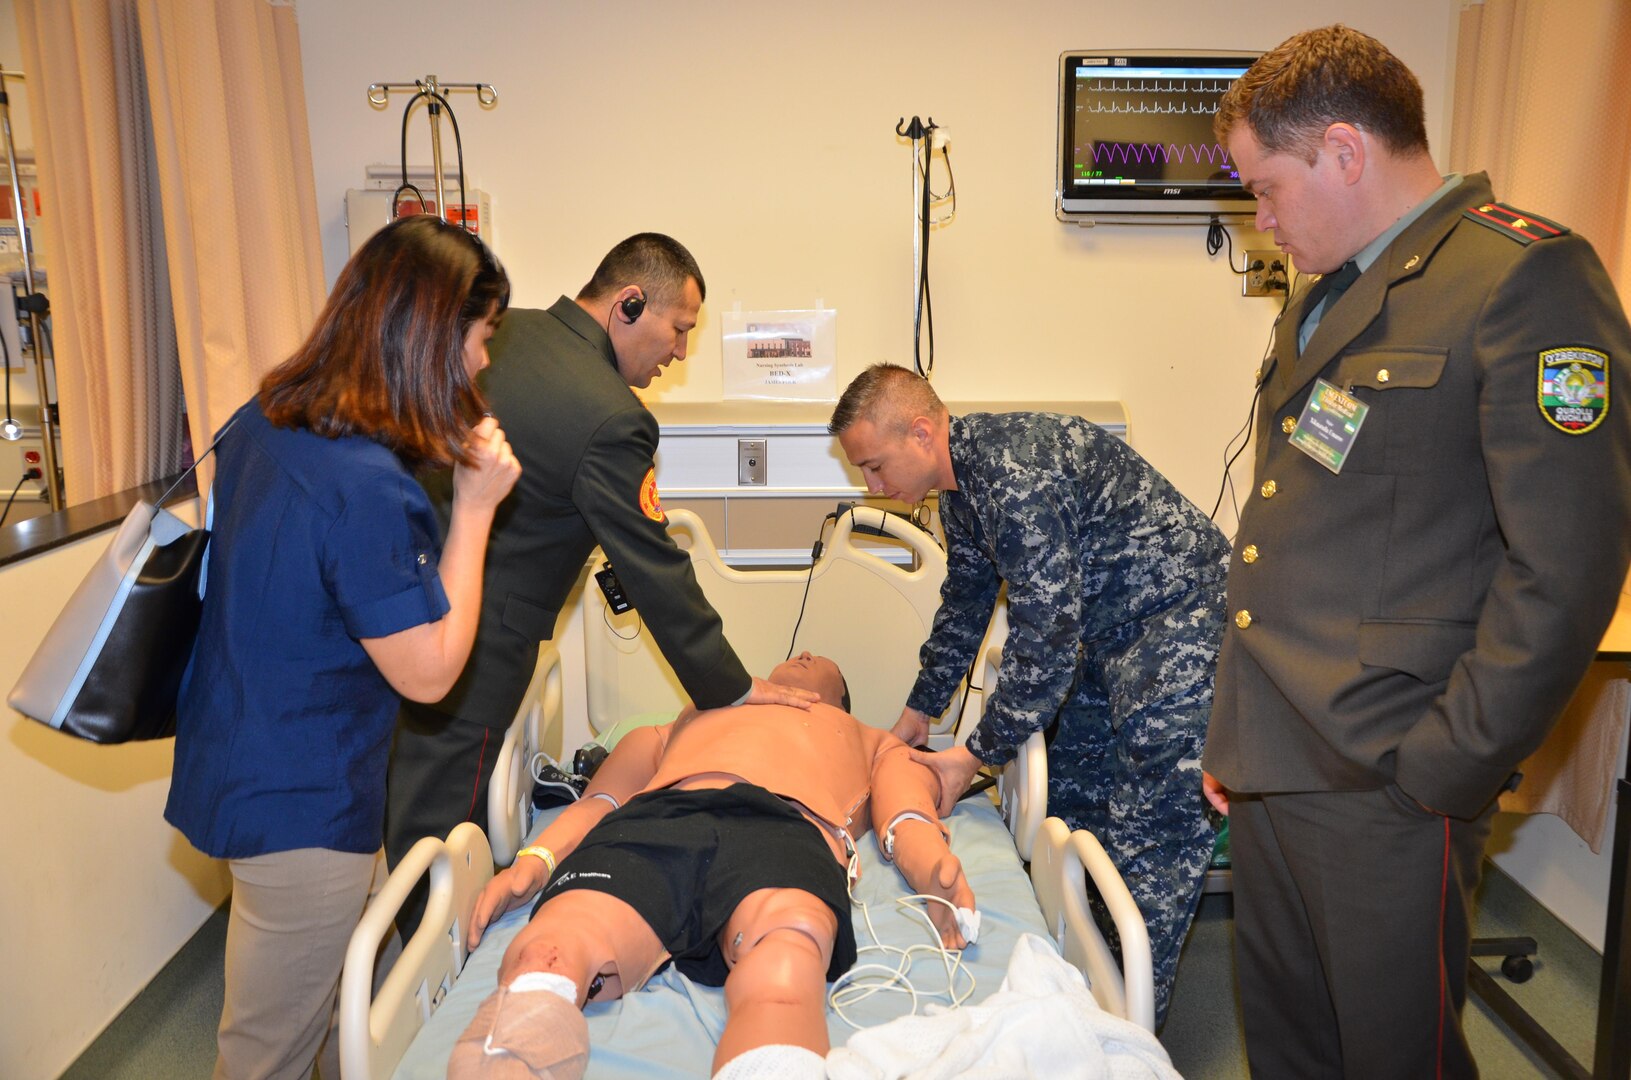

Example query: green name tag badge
[1289,378,1369,474]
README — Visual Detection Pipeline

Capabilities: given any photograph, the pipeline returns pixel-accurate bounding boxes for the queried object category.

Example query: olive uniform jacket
[427,298,751,729]
[1205,173,1631,819]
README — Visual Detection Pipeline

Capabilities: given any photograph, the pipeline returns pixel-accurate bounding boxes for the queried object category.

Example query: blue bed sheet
[393,796,1051,1079]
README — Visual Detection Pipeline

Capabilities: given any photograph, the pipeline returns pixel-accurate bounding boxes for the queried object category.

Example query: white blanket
[825,934,1182,1080]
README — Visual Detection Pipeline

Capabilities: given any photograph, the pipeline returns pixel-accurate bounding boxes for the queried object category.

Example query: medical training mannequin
[452,653,973,1080]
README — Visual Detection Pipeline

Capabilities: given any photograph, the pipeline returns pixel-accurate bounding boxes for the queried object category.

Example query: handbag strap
[155,411,241,510]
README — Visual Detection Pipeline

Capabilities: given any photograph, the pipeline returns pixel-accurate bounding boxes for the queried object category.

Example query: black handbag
[7,419,234,742]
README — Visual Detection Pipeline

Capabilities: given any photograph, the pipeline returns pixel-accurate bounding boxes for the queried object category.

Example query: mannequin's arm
[870,740,975,948]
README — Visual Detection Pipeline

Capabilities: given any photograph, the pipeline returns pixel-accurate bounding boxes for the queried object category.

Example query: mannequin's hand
[468,856,549,950]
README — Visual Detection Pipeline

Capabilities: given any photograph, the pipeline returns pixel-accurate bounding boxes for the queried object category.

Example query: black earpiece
[619,291,646,323]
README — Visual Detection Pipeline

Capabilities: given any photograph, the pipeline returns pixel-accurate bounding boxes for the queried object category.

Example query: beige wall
[0,501,231,1080]
[297,0,1460,536]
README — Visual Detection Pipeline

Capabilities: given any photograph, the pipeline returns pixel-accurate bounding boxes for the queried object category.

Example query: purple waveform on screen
[1090,142,1233,166]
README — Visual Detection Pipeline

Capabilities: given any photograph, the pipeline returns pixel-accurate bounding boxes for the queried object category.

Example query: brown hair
[828,363,946,437]
[1214,25,1429,163]
[259,215,509,468]
[578,232,706,309]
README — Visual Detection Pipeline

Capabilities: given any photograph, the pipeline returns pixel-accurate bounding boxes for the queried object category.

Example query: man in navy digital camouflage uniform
[831,363,1228,1024]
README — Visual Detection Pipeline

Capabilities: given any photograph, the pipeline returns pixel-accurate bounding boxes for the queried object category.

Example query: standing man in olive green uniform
[385,234,815,937]
[1203,27,1631,1078]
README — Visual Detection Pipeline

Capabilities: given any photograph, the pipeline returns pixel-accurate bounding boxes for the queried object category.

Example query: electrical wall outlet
[1242,250,1280,297]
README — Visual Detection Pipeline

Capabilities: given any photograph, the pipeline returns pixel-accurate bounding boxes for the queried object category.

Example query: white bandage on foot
[449,980,589,1079]
[712,1044,826,1079]
[507,971,578,1003]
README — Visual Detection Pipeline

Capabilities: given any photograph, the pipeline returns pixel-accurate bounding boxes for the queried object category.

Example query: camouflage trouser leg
[1049,676,1213,1028]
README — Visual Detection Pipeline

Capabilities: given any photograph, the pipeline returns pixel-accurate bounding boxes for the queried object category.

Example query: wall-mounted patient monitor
[1056,49,1260,227]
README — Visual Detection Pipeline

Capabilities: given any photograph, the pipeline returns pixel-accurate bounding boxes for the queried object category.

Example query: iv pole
[0,64,59,510]
[366,76,496,225]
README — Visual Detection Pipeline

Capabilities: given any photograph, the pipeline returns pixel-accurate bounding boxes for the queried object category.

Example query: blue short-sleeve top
[165,400,450,858]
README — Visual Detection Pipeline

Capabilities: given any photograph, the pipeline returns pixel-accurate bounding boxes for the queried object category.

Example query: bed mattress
[392,795,1051,1079]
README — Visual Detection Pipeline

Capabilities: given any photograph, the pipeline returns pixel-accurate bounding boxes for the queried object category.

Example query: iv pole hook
[896,116,934,139]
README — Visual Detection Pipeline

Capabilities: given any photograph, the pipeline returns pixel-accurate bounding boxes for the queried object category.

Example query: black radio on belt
[594,560,633,614]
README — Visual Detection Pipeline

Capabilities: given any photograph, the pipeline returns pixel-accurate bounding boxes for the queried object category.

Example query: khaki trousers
[214,848,392,1080]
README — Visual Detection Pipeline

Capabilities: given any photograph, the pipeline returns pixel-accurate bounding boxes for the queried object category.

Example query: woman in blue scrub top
[165,215,521,1080]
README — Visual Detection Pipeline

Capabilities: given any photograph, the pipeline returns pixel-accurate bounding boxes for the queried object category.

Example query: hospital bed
[338,507,1154,1079]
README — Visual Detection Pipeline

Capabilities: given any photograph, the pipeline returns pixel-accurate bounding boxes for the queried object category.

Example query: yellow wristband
[516,846,557,874]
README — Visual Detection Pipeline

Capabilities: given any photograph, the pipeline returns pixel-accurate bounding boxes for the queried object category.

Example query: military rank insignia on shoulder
[1463,202,1570,244]
[1538,347,1609,434]
[639,467,666,522]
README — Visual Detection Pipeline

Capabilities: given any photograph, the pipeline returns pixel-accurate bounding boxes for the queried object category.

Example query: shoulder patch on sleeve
[639,467,666,522]
[1538,347,1609,434]
[1463,202,1570,245]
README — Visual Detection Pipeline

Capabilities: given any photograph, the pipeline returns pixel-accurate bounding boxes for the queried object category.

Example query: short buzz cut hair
[828,363,946,437]
[1214,25,1429,164]
[578,232,705,309]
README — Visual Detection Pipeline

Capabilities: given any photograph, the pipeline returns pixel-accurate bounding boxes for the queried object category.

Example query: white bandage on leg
[507,971,578,1002]
[712,1044,826,1080]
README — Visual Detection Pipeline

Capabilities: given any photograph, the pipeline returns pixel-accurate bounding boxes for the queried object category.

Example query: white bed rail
[997,730,1048,863]
[1031,816,1155,1031]
[487,642,565,867]
[339,822,495,1080]
[975,642,1049,863]
[979,634,1153,1031]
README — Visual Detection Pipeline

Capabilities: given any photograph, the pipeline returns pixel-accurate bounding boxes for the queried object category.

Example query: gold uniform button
[1260,480,1278,498]
[1235,610,1253,629]
[1281,416,1297,434]
[1242,544,1259,564]
[1377,368,1391,383]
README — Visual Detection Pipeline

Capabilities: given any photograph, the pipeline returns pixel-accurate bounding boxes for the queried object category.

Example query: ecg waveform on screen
[1082,100,1221,115]
[1084,78,1236,94]
[1087,142,1233,166]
